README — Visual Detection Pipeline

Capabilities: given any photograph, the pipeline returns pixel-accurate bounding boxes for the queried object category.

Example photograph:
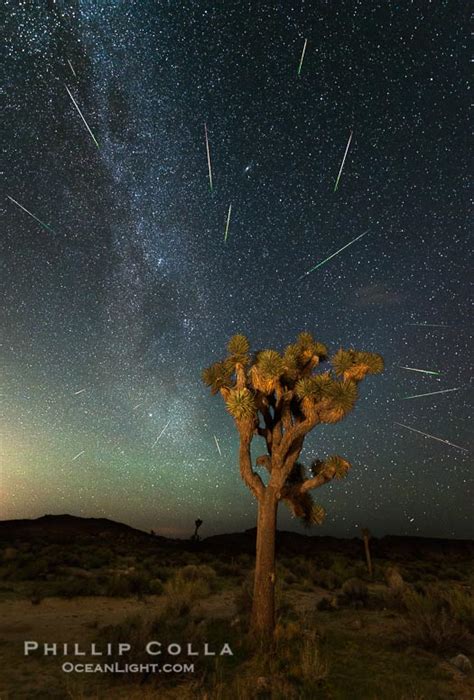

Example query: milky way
[2,2,471,538]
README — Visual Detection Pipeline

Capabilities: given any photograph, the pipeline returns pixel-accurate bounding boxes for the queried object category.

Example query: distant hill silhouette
[0,514,166,543]
[0,514,472,561]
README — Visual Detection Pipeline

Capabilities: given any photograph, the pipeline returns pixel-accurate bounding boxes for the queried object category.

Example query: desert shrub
[339,578,369,606]
[311,568,341,591]
[178,564,217,583]
[147,563,173,581]
[438,567,463,581]
[329,556,358,582]
[149,578,164,595]
[384,585,413,612]
[297,638,329,683]
[237,553,252,568]
[82,549,112,569]
[234,577,253,617]
[397,587,470,653]
[57,551,82,567]
[279,567,298,586]
[289,557,317,580]
[398,606,469,654]
[213,560,242,577]
[104,571,157,597]
[14,557,50,581]
[50,577,102,598]
[162,574,211,617]
[438,586,474,633]
[316,596,338,612]
[269,627,328,696]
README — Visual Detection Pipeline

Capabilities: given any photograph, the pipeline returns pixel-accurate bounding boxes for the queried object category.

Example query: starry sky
[2,1,471,539]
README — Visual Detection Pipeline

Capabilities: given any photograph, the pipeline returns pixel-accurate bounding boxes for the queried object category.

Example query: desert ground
[0,515,472,699]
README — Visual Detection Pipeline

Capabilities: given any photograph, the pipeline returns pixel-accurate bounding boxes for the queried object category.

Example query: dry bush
[178,564,217,584]
[440,586,474,633]
[311,568,341,590]
[340,578,368,605]
[397,587,470,653]
[162,573,211,617]
[297,638,329,682]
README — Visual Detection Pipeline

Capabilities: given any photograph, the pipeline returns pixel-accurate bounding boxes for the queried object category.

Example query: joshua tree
[361,527,373,578]
[191,518,203,541]
[202,332,383,638]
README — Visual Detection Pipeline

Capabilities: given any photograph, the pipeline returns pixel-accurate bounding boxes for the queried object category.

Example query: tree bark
[250,488,278,638]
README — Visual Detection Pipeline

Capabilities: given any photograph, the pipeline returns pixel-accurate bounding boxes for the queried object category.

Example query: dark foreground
[0,515,473,699]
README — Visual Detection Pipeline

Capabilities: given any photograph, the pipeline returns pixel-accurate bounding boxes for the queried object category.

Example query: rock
[385,566,404,590]
[449,654,472,673]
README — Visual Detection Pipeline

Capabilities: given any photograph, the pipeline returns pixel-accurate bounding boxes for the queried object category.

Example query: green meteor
[298,229,369,281]
[224,204,232,242]
[399,366,442,376]
[297,39,308,77]
[402,387,461,400]
[7,195,56,233]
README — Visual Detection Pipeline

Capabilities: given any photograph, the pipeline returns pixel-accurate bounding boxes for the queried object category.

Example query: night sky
[2,1,471,539]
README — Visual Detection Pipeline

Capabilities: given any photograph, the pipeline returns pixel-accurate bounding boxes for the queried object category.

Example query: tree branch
[297,464,337,493]
[239,426,265,500]
[276,415,318,464]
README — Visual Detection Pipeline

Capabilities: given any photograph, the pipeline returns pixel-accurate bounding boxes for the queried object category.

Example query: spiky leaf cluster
[201,361,233,395]
[285,491,326,526]
[227,334,250,365]
[250,349,285,393]
[225,388,256,421]
[256,349,285,378]
[296,332,328,361]
[332,349,384,382]
[310,504,326,526]
[319,379,358,423]
[295,373,332,401]
[324,455,351,479]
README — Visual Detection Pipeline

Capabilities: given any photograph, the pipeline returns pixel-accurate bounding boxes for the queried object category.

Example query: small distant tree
[191,518,203,541]
[202,332,383,638]
[361,527,373,577]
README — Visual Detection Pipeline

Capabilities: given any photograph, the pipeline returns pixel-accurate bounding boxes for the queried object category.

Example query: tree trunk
[250,488,278,638]
[363,534,373,578]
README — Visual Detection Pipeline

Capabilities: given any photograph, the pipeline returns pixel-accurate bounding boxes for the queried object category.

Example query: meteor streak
[213,434,222,457]
[334,129,353,192]
[224,204,232,242]
[402,387,461,400]
[133,402,144,410]
[298,229,369,281]
[399,366,441,376]
[65,85,100,148]
[71,450,85,462]
[406,323,450,328]
[394,423,468,453]
[204,123,213,191]
[152,419,171,448]
[73,388,86,395]
[297,38,308,77]
[7,195,55,233]
[67,59,76,77]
